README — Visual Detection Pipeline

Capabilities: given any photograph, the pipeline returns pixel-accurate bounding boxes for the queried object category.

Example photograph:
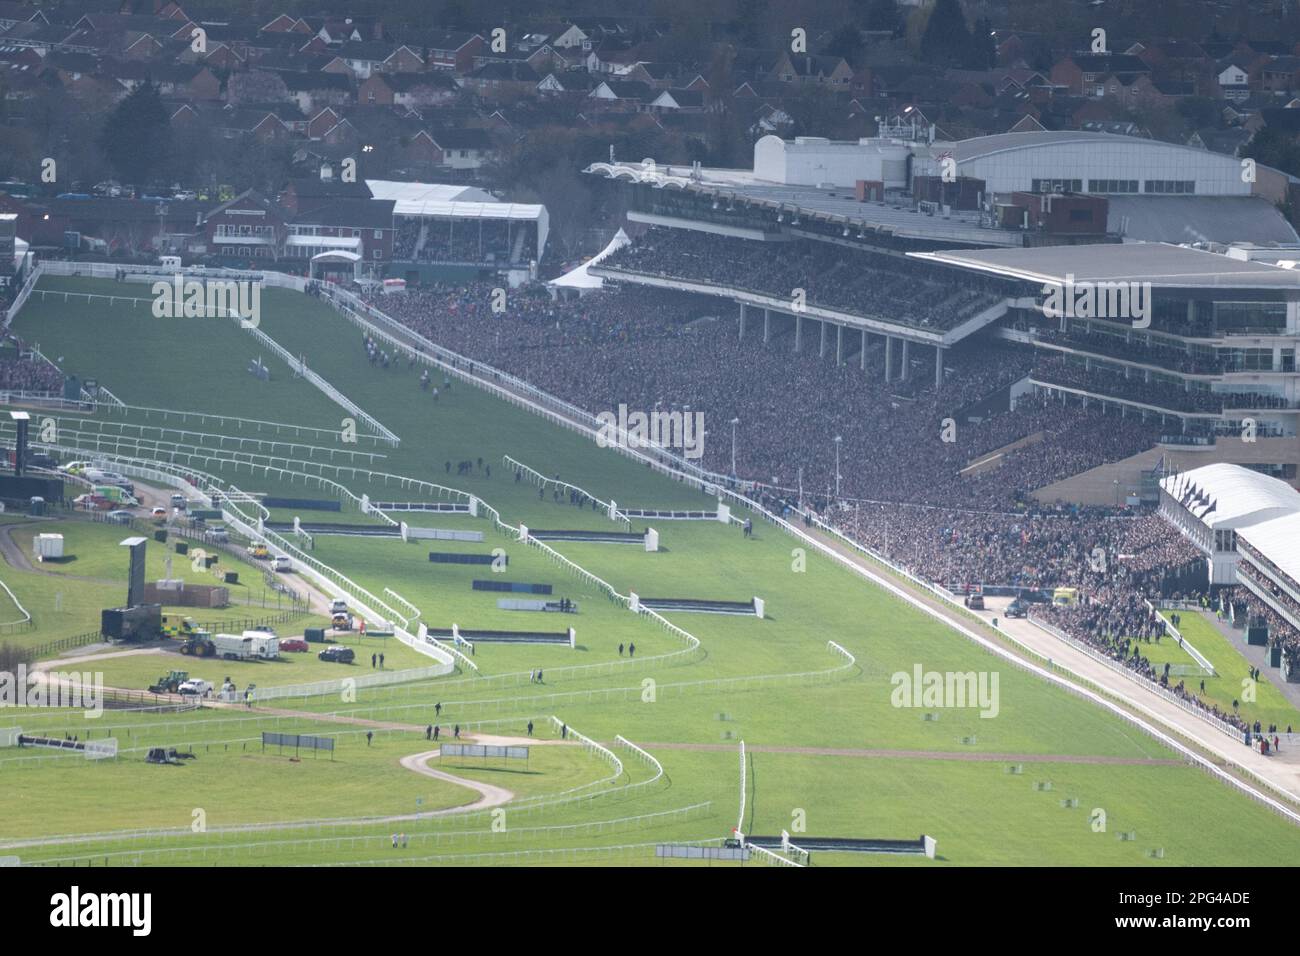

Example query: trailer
[211,633,255,661]
[242,631,280,660]
[33,533,64,561]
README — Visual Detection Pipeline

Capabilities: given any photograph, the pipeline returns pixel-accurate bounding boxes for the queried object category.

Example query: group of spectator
[1033,356,1290,413]
[0,347,64,393]
[392,217,535,265]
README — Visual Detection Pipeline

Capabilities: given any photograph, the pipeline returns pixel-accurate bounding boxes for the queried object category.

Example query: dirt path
[399,749,515,812]
[638,741,1183,766]
[30,647,162,670]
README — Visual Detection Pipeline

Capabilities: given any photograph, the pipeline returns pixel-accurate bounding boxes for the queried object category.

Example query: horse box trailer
[242,631,280,660]
[33,533,64,560]
[212,633,255,660]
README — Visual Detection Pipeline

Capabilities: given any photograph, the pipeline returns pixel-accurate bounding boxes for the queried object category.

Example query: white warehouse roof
[1159,464,1300,530]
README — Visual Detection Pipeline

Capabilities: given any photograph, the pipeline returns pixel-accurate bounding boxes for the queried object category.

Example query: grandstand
[370,179,547,284]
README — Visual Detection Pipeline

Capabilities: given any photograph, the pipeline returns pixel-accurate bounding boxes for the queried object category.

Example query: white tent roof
[311,250,362,262]
[1160,463,1300,530]
[366,180,495,203]
[288,235,360,250]
[548,228,630,290]
[1238,512,1300,588]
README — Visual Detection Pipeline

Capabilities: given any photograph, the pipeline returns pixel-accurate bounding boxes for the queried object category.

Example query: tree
[823,24,866,66]
[98,82,171,186]
[968,17,996,69]
[919,0,971,65]
[865,0,900,33]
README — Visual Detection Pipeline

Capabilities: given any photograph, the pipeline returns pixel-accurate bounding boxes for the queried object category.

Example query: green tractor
[149,670,189,694]
[178,634,216,657]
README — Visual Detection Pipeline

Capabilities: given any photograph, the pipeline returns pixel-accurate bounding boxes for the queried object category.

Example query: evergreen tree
[98,81,170,186]
[920,0,972,65]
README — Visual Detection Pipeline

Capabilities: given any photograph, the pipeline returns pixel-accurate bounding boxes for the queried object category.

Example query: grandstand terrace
[591,228,1012,387]
[370,179,547,281]
[914,243,1300,462]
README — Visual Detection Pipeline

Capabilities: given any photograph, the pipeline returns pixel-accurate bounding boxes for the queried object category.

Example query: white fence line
[736,739,747,837]
[745,842,804,867]
[1145,598,1216,676]
[0,574,33,629]
[5,262,42,325]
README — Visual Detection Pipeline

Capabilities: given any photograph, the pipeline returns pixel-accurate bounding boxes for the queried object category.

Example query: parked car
[279,638,309,653]
[329,599,349,615]
[1006,600,1028,619]
[169,494,188,511]
[74,493,113,511]
[272,555,292,572]
[318,645,355,664]
[106,510,134,524]
[150,506,167,518]
[964,594,985,611]
[207,526,229,543]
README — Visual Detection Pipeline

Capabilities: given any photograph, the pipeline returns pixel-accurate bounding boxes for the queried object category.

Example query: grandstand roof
[948,130,1212,163]
[1159,464,1300,529]
[1238,512,1300,589]
[911,242,1300,290]
[583,162,1023,247]
[365,180,496,204]
[1107,196,1300,246]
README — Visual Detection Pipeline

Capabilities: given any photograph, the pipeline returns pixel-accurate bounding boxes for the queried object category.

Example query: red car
[74,493,114,511]
[278,638,310,653]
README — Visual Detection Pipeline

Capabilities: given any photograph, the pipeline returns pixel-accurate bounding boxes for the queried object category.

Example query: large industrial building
[586,129,1300,248]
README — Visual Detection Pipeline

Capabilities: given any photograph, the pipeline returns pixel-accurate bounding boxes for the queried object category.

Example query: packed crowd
[833,507,1202,592]
[1030,326,1224,375]
[600,228,1003,331]
[1033,586,1250,732]
[1032,356,1289,412]
[0,354,65,392]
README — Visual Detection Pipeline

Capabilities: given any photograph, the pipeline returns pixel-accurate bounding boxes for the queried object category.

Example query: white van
[272,555,292,573]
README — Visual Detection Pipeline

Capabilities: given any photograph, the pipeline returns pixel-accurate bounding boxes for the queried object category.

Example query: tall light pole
[729,417,740,477]
[833,435,842,500]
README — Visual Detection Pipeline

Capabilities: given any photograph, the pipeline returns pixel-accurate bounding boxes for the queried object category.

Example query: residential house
[1050,53,1150,97]
[770,53,853,88]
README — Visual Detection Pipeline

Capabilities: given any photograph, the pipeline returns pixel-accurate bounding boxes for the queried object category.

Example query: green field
[2,275,1299,867]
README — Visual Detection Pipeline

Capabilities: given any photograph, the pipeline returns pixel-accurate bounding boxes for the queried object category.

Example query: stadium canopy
[548,228,630,293]
[1159,463,1300,530]
[911,242,1300,290]
[1238,512,1300,589]
[368,179,549,261]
